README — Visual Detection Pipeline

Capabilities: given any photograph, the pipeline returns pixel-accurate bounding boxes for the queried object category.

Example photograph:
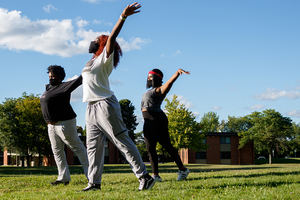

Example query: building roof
[206,132,238,136]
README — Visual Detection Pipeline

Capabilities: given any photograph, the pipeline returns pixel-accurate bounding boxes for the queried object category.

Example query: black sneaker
[138,174,155,190]
[50,180,69,185]
[82,184,101,191]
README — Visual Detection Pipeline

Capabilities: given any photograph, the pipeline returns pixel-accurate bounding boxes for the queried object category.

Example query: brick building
[3,132,254,166]
[3,136,123,166]
[43,136,123,166]
[180,132,254,165]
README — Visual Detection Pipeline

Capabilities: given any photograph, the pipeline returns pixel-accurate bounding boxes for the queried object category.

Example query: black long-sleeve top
[40,75,82,122]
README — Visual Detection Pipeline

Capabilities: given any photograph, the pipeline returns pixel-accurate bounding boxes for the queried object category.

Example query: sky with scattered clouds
[1,0,300,132]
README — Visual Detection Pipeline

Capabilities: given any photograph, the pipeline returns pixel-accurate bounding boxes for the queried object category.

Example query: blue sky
[1,0,300,132]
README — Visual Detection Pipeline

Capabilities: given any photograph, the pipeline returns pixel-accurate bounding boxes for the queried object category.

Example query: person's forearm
[110,14,127,44]
[159,72,180,95]
[106,17,125,55]
[106,3,141,56]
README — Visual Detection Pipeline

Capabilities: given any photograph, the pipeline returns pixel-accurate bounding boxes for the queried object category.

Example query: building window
[220,152,231,159]
[196,152,206,159]
[220,137,231,144]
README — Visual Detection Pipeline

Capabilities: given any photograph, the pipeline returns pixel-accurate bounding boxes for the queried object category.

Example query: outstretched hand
[123,2,141,17]
[178,69,190,75]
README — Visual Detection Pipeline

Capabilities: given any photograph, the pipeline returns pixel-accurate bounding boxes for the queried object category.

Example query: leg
[150,111,184,170]
[143,119,159,175]
[48,124,70,182]
[153,113,189,180]
[156,122,184,170]
[85,111,106,185]
[110,127,155,190]
[96,95,147,178]
[57,118,89,179]
[113,131,147,178]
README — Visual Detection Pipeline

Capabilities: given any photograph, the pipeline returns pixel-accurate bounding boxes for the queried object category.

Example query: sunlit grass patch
[0,163,300,199]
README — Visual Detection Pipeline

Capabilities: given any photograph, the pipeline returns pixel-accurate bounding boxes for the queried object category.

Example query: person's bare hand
[178,69,190,75]
[122,2,141,17]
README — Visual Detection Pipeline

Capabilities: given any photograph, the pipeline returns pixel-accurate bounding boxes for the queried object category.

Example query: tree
[135,131,148,161]
[199,112,220,133]
[16,93,50,166]
[238,109,293,164]
[0,93,50,166]
[283,122,300,157]
[119,99,138,143]
[222,115,268,157]
[222,116,253,133]
[0,97,20,157]
[164,95,207,152]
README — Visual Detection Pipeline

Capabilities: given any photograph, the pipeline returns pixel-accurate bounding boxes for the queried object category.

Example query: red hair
[92,35,122,68]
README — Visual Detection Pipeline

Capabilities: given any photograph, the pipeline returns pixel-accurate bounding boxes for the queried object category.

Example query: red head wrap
[149,71,163,79]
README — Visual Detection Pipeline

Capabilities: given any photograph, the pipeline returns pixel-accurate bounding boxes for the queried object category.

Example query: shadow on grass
[0,166,83,177]
[194,177,300,190]
[189,170,300,182]
[255,158,300,165]
[0,164,278,177]
[1,158,299,177]
[191,180,300,190]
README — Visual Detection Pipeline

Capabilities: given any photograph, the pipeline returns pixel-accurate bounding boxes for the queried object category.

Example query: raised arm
[106,2,141,57]
[156,69,190,96]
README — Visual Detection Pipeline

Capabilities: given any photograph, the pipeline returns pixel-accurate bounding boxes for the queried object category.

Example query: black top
[40,75,82,122]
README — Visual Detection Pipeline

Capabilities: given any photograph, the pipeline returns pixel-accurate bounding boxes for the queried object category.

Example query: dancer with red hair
[81,2,155,191]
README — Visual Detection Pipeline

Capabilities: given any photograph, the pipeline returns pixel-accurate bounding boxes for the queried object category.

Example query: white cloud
[76,18,89,28]
[212,106,221,110]
[287,110,300,117]
[254,87,300,101]
[66,75,79,81]
[295,86,300,90]
[110,79,123,86]
[172,50,181,57]
[167,95,195,109]
[136,115,144,124]
[92,19,103,24]
[65,76,82,102]
[70,85,83,102]
[67,76,123,102]
[117,37,151,52]
[249,104,264,110]
[43,4,58,13]
[82,0,116,4]
[0,7,149,57]
[193,111,200,118]
[93,19,112,26]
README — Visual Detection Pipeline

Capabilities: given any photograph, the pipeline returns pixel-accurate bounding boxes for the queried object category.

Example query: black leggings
[143,111,183,174]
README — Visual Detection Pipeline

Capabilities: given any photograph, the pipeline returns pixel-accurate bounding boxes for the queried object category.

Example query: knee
[147,145,157,154]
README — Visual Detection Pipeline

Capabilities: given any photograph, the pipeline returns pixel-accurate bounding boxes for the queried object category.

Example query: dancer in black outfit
[141,68,191,182]
[40,65,88,185]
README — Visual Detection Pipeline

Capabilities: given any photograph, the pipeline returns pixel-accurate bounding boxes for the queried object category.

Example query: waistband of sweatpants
[87,95,116,106]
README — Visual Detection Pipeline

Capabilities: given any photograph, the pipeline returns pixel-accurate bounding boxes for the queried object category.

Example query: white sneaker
[152,175,162,182]
[177,168,190,181]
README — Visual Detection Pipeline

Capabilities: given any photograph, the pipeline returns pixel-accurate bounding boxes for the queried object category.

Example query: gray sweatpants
[47,118,89,182]
[85,95,147,185]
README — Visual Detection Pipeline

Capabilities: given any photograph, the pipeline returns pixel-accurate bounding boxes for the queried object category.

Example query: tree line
[137,95,300,164]
[0,93,50,166]
[1,93,299,166]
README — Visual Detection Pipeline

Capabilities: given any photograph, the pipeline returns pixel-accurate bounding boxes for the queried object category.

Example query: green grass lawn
[1,159,300,199]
